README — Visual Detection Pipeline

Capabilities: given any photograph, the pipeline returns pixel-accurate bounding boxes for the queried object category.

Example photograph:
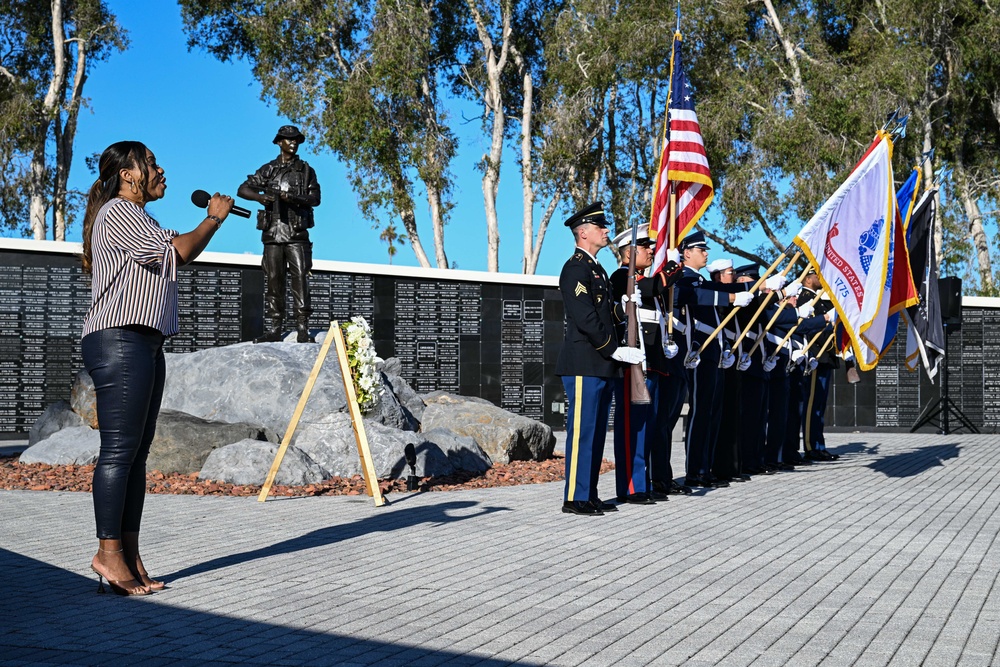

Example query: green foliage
[0,0,127,237]
[178,0,999,275]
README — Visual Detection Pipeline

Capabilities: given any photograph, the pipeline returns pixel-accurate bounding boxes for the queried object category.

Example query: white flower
[341,316,384,414]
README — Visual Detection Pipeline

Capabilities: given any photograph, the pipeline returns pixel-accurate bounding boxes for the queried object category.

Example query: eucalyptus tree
[0,0,126,240]
[181,0,461,269]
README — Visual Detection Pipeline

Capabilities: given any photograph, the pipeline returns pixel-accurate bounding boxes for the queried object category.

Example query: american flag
[649,33,714,274]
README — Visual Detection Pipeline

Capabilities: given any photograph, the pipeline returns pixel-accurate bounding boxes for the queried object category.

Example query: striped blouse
[82,198,180,337]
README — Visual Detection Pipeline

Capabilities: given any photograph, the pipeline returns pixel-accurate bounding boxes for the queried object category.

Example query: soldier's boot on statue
[296,321,315,343]
[254,319,285,344]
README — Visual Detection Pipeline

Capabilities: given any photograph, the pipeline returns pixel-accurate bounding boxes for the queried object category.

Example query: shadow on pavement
[828,442,878,457]
[0,548,537,667]
[866,443,961,477]
[167,500,510,582]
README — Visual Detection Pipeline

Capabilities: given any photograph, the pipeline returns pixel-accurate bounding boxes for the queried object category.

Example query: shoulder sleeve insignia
[575,282,588,296]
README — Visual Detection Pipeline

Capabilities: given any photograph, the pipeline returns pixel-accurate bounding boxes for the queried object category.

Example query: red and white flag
[649,32,713,274]
[793,132,917,370]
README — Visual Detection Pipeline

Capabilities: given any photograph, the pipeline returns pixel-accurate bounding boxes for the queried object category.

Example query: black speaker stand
[910,323,979,435]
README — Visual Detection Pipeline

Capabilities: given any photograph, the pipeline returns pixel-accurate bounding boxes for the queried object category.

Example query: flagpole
[657,30,681,347]
[728,252,803,351]
[765,289,829,364]
[743,263,813,359]
[698,250,795,347]
[799,326,829,359]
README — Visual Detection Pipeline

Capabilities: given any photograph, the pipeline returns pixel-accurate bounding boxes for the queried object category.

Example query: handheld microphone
[191,189,251,218]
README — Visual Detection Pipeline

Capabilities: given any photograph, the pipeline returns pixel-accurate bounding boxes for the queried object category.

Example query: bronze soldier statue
[238,125,321,343]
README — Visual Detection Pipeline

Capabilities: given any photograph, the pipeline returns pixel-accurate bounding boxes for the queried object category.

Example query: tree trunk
[526,192,561,275]
[30,0,69,240]
[920,107,943,270]
[515,47,534,274]
[953,155,993,291]
[387,168,431,269]
[425,181,449,269]
[761,0,806,106]
[466,0,510,273]
[53,32,88,241]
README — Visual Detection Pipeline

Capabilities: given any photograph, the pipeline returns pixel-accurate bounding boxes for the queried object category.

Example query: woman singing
[81,141,233,595]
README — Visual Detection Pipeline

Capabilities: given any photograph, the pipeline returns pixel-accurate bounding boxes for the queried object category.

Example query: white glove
[805,358,819,373]
[611,346,645,365]
[737,353,752,371]
[620,292,643,309]
[762,356,777,372]
[733,291,754,308]
[684,350,701,369]
[791,349,806,364]
[825,310,837,323]
[663,339,679,358]
[667,248,680,264]
[797,304,815,318]
[783,281,803,298]
[765,275,787,291]
[719,349,736,369]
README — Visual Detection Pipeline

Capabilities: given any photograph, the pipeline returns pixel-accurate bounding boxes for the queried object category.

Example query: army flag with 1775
[792,131,917,371]
[648,31,713,274]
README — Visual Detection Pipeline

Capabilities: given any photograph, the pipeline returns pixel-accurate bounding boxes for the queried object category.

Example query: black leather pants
[262,242,313,329]
[82,326,165,540]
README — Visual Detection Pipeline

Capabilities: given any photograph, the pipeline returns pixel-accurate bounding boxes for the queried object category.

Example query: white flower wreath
[342,316,384,414]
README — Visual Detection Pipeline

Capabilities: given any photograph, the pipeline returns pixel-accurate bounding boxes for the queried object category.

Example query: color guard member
[557,203,644,515]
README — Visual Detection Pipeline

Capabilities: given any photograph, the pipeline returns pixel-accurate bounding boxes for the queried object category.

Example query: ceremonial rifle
[762,289,828,370]
[742,263,814,360]
[728,252,803,352]
[686,250,797,368]
[625,218,651,404]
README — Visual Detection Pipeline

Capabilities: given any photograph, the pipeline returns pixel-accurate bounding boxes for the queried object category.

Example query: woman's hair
[80,141,149,274]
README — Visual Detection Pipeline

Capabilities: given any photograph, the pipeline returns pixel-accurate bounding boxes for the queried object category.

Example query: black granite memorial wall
[825,308,1000,432]
[0,243,565,437]
[3,241,997,439]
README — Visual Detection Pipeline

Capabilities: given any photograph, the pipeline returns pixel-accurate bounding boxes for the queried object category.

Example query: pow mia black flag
[903,190,945,381]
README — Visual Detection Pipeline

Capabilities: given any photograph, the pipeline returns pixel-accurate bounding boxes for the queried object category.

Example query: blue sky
[55,1,780,278]
[60,2,575,276]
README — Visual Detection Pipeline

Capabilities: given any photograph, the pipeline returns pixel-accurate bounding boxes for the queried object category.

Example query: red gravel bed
[0,455,614,498]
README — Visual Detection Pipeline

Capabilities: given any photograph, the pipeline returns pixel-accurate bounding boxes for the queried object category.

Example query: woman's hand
[207,193,235,221]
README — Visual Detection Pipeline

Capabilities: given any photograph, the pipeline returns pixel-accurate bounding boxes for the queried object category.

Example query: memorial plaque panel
[11,242,998,439]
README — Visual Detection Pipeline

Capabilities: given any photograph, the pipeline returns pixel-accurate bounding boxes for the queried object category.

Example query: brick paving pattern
[1,431,998,666]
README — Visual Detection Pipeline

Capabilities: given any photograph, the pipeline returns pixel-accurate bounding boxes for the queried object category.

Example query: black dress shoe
[616,493,656,505]
[685,476,725,488]
[670,482,693,494]
[590,499,618,512]
[705,476,730,488]
[562,501,603,515]
[823,450,841,460]
[651,480,671,494]
[648,490,670,501]
[731,474,751,482]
